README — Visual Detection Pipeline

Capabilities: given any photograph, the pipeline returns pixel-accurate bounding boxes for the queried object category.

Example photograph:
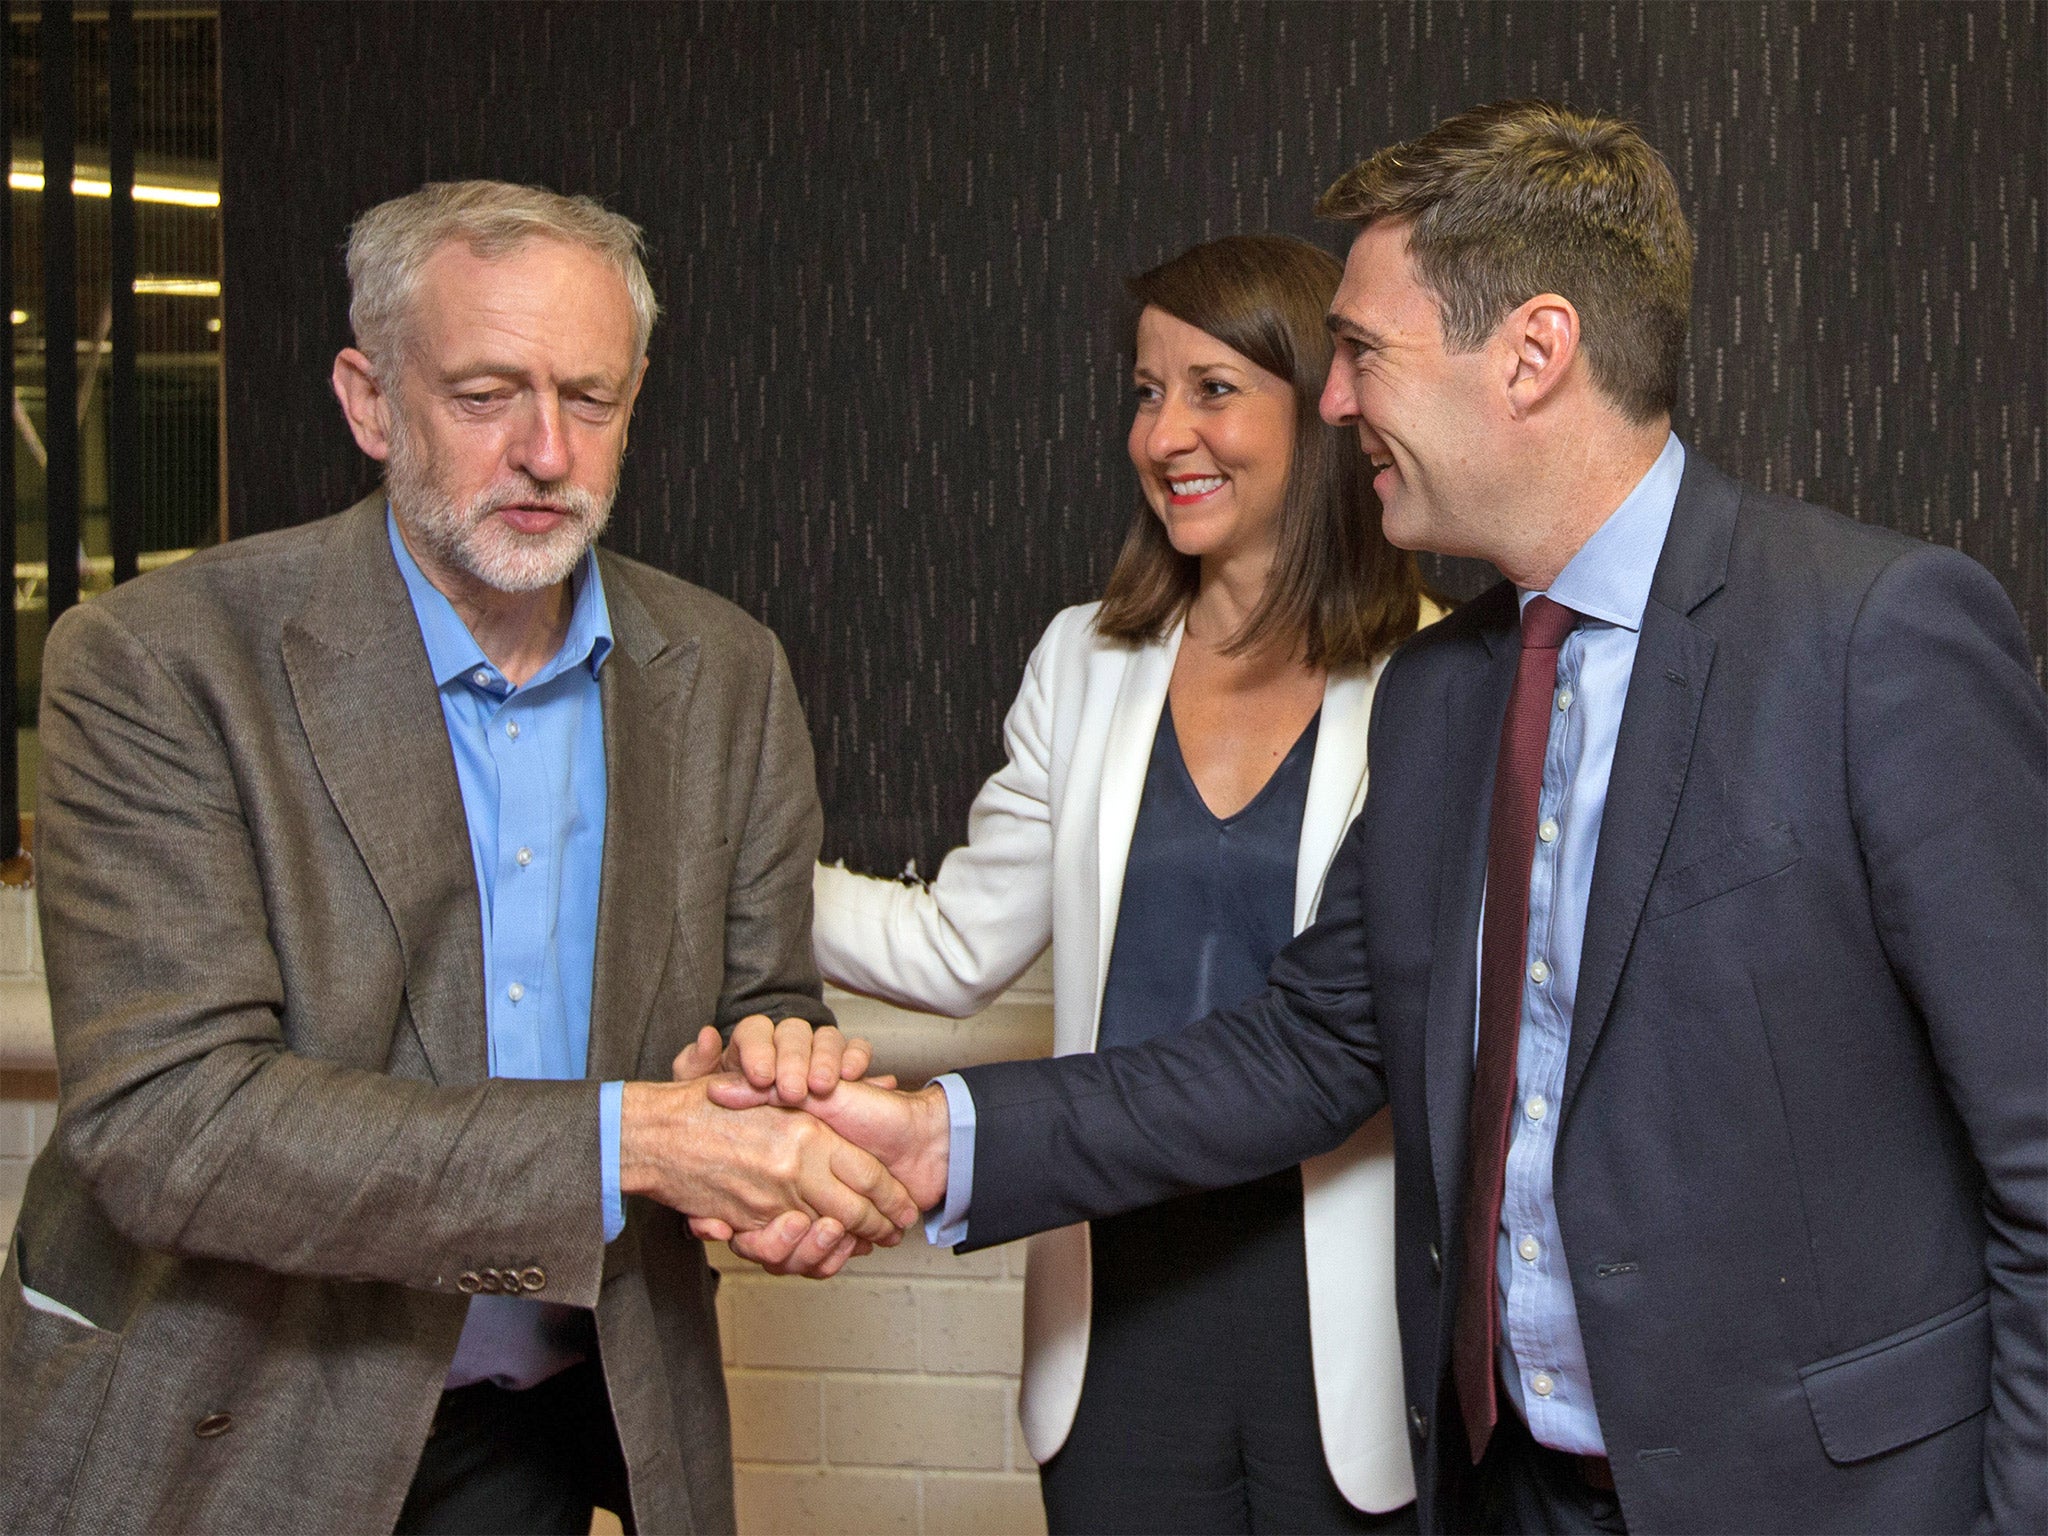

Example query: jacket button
[1429,1242,1442,1281]
[194,1412,234,1439]
[482,1268,506,1294]
[518,1266,547,1293]
[456,1271,483,1294]
[1409,1405,1428,1441]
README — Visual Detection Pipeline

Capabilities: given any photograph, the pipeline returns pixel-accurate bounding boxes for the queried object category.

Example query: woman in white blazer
[814,237,1438,1534]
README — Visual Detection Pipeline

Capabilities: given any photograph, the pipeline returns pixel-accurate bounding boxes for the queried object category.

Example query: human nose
[509,392,571,483]
[1140,392,1200,461]
[1318,358,1357,427]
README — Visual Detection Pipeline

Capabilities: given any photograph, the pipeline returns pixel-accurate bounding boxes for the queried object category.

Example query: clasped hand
[620,1016,937,1278]
[657,1016,950,1278]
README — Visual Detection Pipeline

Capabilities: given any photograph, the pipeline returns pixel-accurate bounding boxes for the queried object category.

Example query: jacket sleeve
[37,600,608,1305]
[1843,546,2047,1533]
[810,612,1066,1017]
[954,798,1389,1249]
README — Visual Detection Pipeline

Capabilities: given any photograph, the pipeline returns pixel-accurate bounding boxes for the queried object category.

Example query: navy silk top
[1096,702,1321,1052]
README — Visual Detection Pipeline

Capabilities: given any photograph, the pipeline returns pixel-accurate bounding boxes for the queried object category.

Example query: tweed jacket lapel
[280,493,488,1086]
[584,555,700,1085]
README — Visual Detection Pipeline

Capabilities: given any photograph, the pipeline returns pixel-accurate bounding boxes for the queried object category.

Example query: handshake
[618,1017,952,1278]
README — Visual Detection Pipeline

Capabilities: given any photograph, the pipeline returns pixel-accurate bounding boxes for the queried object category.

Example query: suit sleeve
[37,601,608,1304]
[714,630,835,1032]
[811,611,1062,1016]
[956,797,1389,1249]
[1843,546,2048,1533]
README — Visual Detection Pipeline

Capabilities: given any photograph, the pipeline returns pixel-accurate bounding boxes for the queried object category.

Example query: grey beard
[384,416,615,594]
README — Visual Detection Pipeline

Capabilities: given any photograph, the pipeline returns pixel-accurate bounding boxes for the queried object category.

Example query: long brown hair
[1095,234,1424,668]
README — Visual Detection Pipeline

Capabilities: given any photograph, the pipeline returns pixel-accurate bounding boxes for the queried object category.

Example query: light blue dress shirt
[930,436,1687,1458]
[387,514,628,1391]
[1486,432,1683,1454]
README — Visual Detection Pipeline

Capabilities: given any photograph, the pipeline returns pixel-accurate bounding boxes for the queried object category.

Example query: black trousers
[395,1357,634,1536]
[1038,1166,1418,1536]
[1468,1402,1628,1536]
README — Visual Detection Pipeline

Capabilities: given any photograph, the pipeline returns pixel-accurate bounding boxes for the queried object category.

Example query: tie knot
[1520,595,1579,652]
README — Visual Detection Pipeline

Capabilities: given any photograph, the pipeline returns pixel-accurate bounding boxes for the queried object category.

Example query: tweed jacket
[0,494,830,1534]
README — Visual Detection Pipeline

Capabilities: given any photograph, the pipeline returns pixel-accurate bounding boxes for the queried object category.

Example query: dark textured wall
[220,1,2044,876]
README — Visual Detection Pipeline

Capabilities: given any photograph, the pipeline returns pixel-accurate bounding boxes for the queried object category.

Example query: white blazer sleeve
[811,611,1069,1017]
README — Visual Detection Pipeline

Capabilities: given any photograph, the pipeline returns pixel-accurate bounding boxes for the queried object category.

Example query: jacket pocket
[1642,821,1800,922]
[1798,1291,1990,1464]
[1,1231,124,1529]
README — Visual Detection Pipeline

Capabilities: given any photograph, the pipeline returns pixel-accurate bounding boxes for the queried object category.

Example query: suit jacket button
[1409,1405,1429,1441]
[194,1412,234,1439]
[483,1268,507,1294]
[1429,1242,1442,1281]
[519,1266,547,1293]
[457,1271,483,1294]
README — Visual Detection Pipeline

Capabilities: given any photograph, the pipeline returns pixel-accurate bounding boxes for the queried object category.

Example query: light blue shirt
[388,514,628,1391]
[1487,432,1684,1454]
[929,437,1688,1458]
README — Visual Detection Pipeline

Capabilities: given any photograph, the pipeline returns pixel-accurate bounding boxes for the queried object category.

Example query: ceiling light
[9,165,220,209]
[133,276,220,297]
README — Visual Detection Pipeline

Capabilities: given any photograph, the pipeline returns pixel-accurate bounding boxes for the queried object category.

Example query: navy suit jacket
[958,457,2046,1533]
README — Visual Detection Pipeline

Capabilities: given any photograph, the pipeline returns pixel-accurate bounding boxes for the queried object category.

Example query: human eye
[1197,375,1238,401]
[1131,380,1162,408]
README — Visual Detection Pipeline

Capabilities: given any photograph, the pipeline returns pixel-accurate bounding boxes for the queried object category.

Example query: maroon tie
[1453,594,1579,1464]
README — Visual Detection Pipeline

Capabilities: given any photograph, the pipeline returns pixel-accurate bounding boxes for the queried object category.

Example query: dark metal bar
[0,0,18,856]
[109,0,138,585]
[40,0,78,623]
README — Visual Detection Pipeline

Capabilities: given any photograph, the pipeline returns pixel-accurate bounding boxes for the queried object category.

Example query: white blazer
[814,600,1432,1513]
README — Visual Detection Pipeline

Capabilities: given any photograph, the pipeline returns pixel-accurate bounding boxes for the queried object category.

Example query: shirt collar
[386,507,614,690]
[1521,432,1685,634]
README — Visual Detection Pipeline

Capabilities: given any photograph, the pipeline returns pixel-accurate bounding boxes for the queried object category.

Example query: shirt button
[507,982,525,1003]
[1556,688,1574,711]
[1538,817,1560,843]
[1528,959,1550,984]
[1518,1234,1541,1262]
[1531,1372,1555,1397]
[1525,1094,1548,1122]
[472,670,490,687]
[505,720,521,740]
[516,847,533,867]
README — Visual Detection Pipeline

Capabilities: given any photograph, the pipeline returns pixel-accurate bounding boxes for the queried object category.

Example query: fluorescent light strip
[132,276,220,297]
[9,168,219,209]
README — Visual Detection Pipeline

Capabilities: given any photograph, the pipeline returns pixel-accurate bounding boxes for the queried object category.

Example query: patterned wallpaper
[221,1,2043,875]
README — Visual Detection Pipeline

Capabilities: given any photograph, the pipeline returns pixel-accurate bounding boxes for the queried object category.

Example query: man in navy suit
[715,102,2045,1533]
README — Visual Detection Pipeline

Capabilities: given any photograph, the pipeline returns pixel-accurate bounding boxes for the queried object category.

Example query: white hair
[344,179,660,364]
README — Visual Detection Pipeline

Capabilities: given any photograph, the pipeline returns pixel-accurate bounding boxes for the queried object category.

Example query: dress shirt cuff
[600,1080,626,1243]
[924,1072,976,1248]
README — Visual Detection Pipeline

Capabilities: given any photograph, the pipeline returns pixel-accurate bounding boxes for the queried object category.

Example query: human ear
[331,347,396,462]
[1503,295,1579,417]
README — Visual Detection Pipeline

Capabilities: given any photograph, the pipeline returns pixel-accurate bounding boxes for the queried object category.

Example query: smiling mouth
[1167,474,1225,504]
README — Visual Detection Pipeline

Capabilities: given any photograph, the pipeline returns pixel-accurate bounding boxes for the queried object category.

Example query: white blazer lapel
[1293,656,1385,931]
[1089,621,1183,1047]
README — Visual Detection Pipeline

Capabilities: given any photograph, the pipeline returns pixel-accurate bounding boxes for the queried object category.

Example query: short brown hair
[1316,100,1693,422]
[1096,235,1424,669]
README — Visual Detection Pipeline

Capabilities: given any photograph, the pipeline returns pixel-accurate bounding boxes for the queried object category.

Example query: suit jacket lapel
[281,494,488,1086]
[1089,622,1181,1045]
[1562,459,1738,1108]
[585,556,700,1085]
[1423,585,1519,1237]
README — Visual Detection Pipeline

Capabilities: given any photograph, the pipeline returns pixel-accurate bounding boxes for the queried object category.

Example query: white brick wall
[2,887,1054,1535]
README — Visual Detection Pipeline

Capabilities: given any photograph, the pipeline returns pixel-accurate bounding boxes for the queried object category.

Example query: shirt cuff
[924,1072,976,1248]
[600,1080,626,1243]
